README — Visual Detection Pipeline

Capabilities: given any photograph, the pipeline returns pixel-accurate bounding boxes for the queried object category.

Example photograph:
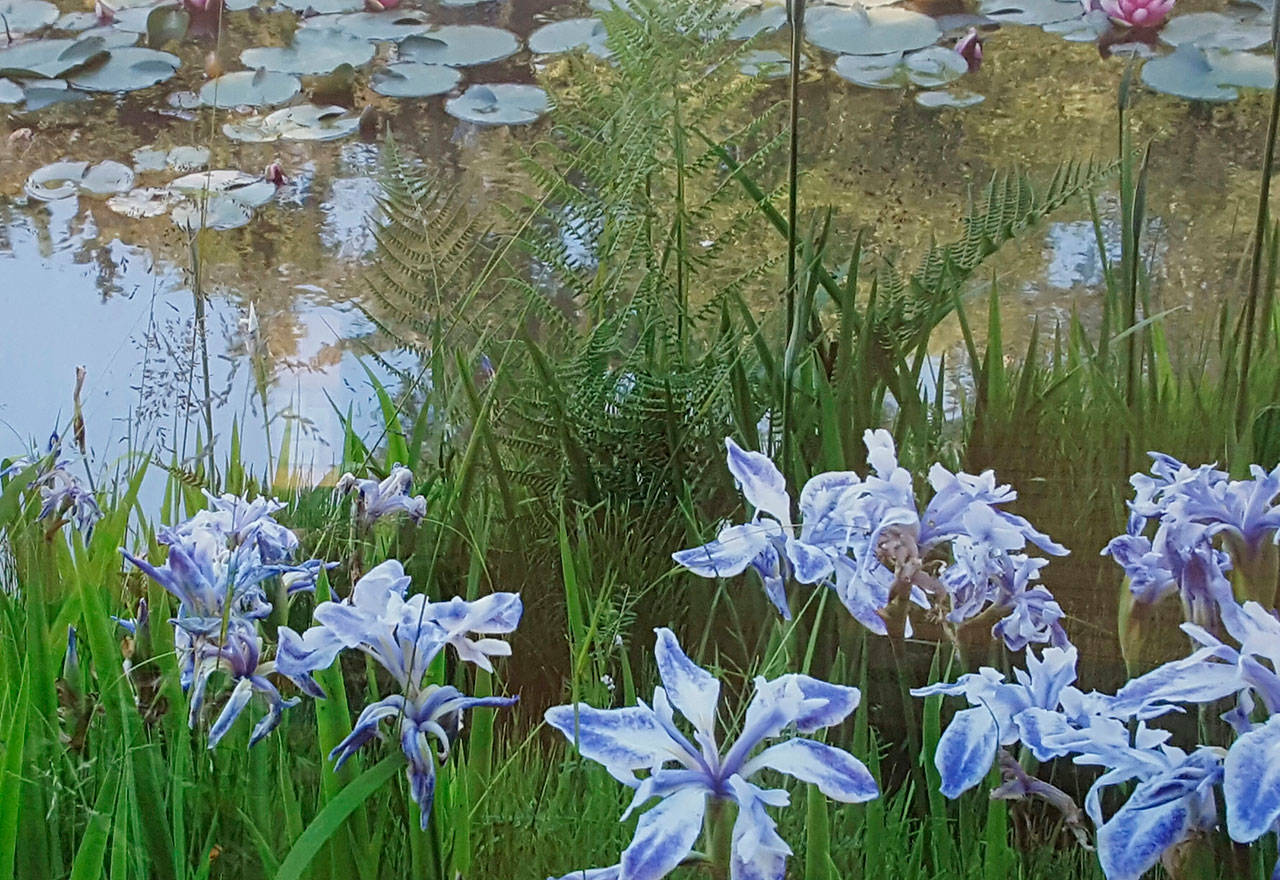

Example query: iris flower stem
[704,796,734,880]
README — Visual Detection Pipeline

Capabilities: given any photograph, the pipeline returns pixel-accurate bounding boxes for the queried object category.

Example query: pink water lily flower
[1099,0,1174,29]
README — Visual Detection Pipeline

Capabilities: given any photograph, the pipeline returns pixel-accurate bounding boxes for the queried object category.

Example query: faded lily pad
[399,25,520,67]
[200,69,300,107]
[528,18,610,57]
[0,0,58,33]
[107,186,179,218]
[370,61,461,97]
[80,160,135,195]
[25,160,89,201]
[444,83,548,125]
[904,45,967,87]
[300,10,432,41]
[240,29,374,75]
[738,49,804,79]
[0,77,22,103]
[170,170,277,207]
[171,194,255,231]
[223,104,361,142]
[833,51,907,88]
[167,146,210,171]
[915,88,985,107]
[730,5,788,40]
[1159,12,1272,51]
[806,6,941,56]
[1042,9,1110,41]
[67,48,181,92]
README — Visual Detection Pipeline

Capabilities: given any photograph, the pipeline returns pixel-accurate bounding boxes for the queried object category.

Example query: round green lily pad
[1141,44,1238,101]
[0,0,58,33]
[528,17,610,57]
[399,25,520,67]
[0,77,21,103]
[199,69,300,107]
[276,0,363,12]
[370,61,461,97]
[66,47,180,92]
[171,194,256,231]
[978,0,1078,25]
[731,6,788,41]
[167,146,210,171]
[240,28,375,75]
[80,160,135,195]
[1160,12,1272,51]
[300,10,432,42]
[444,83,548,125]
[806,6,940,56]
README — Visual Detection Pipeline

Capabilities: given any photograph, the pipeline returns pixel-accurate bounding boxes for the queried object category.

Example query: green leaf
[275,755,405,880]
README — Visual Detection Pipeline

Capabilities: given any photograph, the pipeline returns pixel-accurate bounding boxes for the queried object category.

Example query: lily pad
[978,0,1078,25]
[240,28,374,75]
[527,17,610,57]
[1159,12,1272,51]
[223,103,361,142]
[25,160,88,201]
[80,160,135,195]
[444,83,548,125]
[276,0,363,12]
[730,5,788,40]
[1042,9,1110,41]
[107,186,179,218]
[806,6,940,56]
[904,45,967,87]
[171,194,255,231]
[199,69,300,107]
[66,47,181,92]
[915,88,984,107]
[300,10,432,41]
[399,25,520,67]
[22,78,88,110]
[167,145,210,171]
[370,61,460,97]
[170,170,277,207]
[833,51,907,88]
[738,49,802,79]
[0,0,58,33]
[0,37,108,79]
[1207,48,1275,89]
[1140,43,1239,101]
[0,77,22,103]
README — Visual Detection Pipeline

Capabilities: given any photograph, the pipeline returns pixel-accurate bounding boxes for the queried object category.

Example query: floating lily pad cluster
[0,34,179,110]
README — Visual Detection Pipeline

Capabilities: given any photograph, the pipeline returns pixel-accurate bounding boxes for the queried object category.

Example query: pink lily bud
[264,162,286,186]
[1099,0,1174,29]
[955,27,982,73]
[364,0,399,11]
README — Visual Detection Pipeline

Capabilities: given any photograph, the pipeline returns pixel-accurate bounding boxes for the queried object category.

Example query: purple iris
[545,628,878,880]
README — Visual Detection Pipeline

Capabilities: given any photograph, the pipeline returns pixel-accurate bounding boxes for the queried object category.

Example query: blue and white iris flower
[278,560,521,827]
[673,432,1068,650]
[911,644,1084,798]
[545,628,878,880]
[122,492,333,747]
[336,464,428,526]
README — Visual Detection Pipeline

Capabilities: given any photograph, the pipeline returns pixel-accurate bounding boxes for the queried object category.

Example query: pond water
[0,0,1273,476]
